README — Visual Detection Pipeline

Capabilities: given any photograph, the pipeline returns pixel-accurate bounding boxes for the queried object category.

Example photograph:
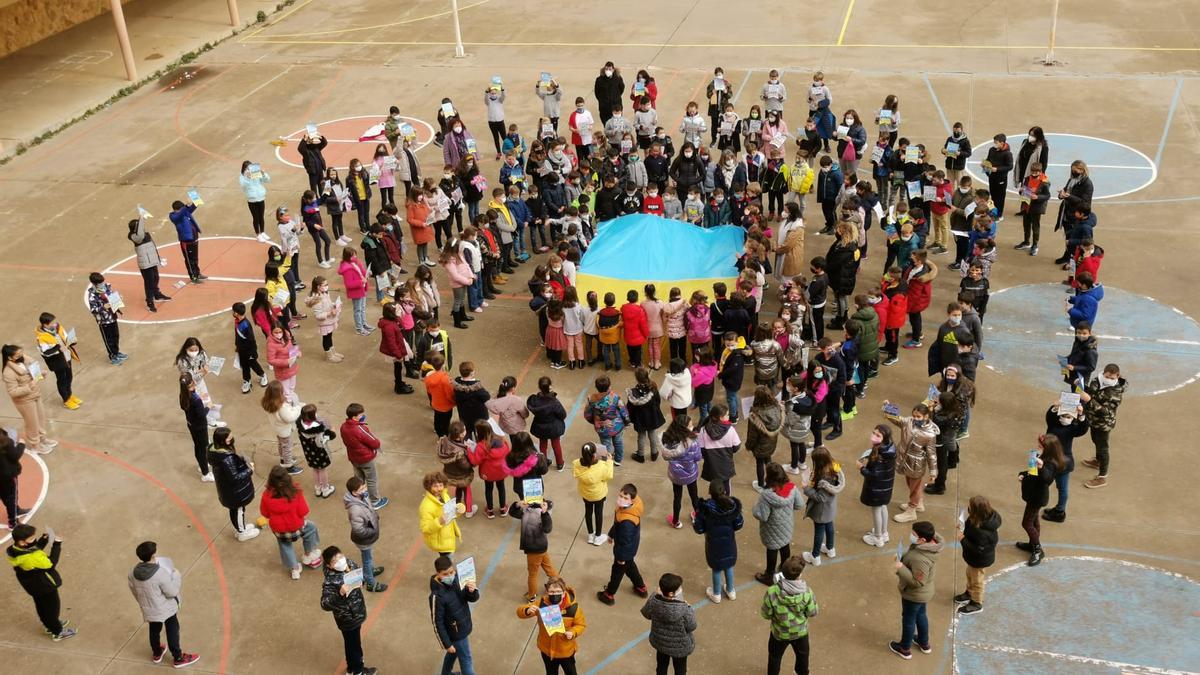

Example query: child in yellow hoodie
[573,442,615,545]
[596,484,647,605]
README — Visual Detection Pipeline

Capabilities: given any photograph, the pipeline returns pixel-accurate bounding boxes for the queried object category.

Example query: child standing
[885,402,938,523]
[510,501,558,602]
[517,576,585,670]
[584,376,631,465]
[1081,363,1126,489]
[901,250,937,349]
[858,425,897,547]
[689,349,718,423]
[760,555,819,675]
[640,573,697,675]
[626,367,666,463]
[231,303,268,393]
[747,386,785,487]
[693,482,743,604]
[296,404,335,498]
[597,292,624,371]
[684,292,712,361]
[341,403,390,510]
[801,446,844,567]
[889,521,943,660]
[752,462,804,584]
[597,484,648,605]
[573,441,615,545]
[34,313,79,409]
[641,284,666,370]
[660,414,702,528]
[955,495,1000,615]
[422,353,456,438]
[698,403,741,494]
[438,421,478,518]
[262,380,302,476]
[1018,435,1064,567]
[470,420,511,518]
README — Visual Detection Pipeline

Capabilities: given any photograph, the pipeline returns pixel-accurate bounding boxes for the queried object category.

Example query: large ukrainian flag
[576,214,745,303]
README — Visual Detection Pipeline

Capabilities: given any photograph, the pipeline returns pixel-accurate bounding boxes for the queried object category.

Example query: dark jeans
[434,216,454,249]
[1021,503,1041,546]
[627,344,643,367]
[179,240,201,280]
[32,591,63,635]
[542,652,577,675]
[765,544,792,576]
[309,226,332,263]
[789,441,808,469]
[657,651,688,675]
[988,176,1007,217]
[604,558,645,594]
[668,337,687,363]
[671,481,699,521]
[484,480,507,510]
[899,599,929,650]
[811,521,835,556]
[584,498,605,535]
[1,477,18,528]
[810,401,826,447]
[767,633,810,675]
[140,265,163,307]
[188,422,209,475]
[48,361,72,402]
[825,387,844,432]
[1021,211,1042,245]
[820,200,837,229]
[803,306,825,343]
[356,200,372,232]
[908,312,923,341]
[248,201,266,235]
[341,626,364,674]
[884,328,899,358]
[1092,427,1111,476]
[149,613,182,661]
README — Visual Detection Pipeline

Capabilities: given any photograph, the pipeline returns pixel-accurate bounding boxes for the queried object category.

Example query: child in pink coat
[266,324,301,400]
[337,248,371,335]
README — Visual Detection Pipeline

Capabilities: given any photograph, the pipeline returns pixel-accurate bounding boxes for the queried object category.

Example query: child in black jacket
[955,495,1000,614]
[428,555,479,671]
[597,485,647,605]
[232,302,268,394]
[510,500,558,602]
[804,258,829,343]
[1041,403,1087,523]
[6,524,74,640]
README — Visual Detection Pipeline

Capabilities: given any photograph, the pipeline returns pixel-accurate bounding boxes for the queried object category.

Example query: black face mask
[14,356,25,364]
[547,593,563,604]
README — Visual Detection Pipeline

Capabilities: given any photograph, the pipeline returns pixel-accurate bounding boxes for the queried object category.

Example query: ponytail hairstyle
[497,375,517,398]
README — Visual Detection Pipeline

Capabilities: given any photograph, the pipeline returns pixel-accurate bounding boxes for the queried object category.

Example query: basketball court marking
[0,452,49,546]
[273,115,435,171]
[964,133,1157,200]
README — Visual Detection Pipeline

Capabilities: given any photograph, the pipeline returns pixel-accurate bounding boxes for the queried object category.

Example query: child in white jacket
[659,357,694,419]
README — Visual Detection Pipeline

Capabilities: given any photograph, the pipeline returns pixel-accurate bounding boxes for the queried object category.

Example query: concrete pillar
[227,0,240,26]
[109,0,137,81]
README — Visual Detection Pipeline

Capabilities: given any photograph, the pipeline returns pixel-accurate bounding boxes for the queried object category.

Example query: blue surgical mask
[440,573,457,586]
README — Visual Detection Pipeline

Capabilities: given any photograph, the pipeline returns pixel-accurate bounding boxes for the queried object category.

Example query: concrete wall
[0,0,130,57]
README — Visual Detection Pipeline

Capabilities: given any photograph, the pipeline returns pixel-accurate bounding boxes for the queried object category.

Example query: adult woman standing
[858,424,896,547]
[207,427,260,541]
[239,160,271,241]
[259,465,323,579]
[1054,160,1094,264]
[825,222,861,330]
[1017,435,1063,567]
[1014,126,1049,185]
[179,373,213,482]
[298,131,328,194]
[2,345,55,454]
[668,143,705,200]
[442,117,476,170]
[594,62,625,125]
[775,203,806,283]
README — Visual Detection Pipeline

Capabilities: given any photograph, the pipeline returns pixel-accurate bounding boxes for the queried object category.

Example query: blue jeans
[812,521,835,556]
[440,636,475,675]
[710,566,734,595]
[359,545,375,586]
[600,434,625,463]
[1054,469,1071,511]
[276,521,320,569]
[374,276,387,303]
[601,343,621,369]
[514,224,527,255]
[468,275,484,310]
[900,599,929,649]
[961,405,972,432]
[351,297,366,331]
[724,386,739,421]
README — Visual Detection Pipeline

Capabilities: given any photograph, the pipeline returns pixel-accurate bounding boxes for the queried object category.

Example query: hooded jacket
[573,457,614,502]
[760,577,819,640]
[661,438,702,486]
[320,561,367,630]
[207,445,255,509]
[470,437,511,483]
[584,391,629,438]
[453,378,491,428]
[750,339,785,384]
[658,370,693,410]
[625,384,666,432]
[890,416,939,478]
[960,511,1001,569]
[438,436,475,489]
[344,490,380,547]
[803,467,845,524]
[296,416,335,471]
[781,392,815,444]
[518,587,587,660]
[526,392,567,439]
[260,486,309,534]
[429,574,479,648]
[1083,376,1126,432]
[340,417,381,466]
[897,534,944,603]
[1068,285,1104,328]
[510,502,553,554]
[746,401,785,460]
[849,307,881,361]
[692,496,744,570]
[1020,456,1058,508]
[128,560,181,622]
[420,489,462,554]
[752,482,804,550]
[486,394,529,436]
[699,419,741,482]
[7,536,61,595]
[640,593,697,658]
[608,495,644,561]
[859,443,897,507]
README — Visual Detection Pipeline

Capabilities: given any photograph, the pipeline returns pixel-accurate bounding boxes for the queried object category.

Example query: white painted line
[957,641,1193,675]
[106,270,261,284]
[273,115,434,170]
[1044,162,1154,170]
[0,452,49,546]
[731,68,757,104]
[1052,331,1200,346]
[964,132,1158,200]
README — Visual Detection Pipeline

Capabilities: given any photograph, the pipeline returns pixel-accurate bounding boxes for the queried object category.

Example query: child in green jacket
[760,555,818,675]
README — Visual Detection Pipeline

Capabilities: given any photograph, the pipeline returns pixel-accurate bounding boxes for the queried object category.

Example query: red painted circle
[275,115,434,172]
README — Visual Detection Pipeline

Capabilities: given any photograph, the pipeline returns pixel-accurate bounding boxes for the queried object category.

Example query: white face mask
[332,557,349,572]
[187,349,200,357]
[948,316,961,326]
[648,191,658,197]
[1099,374,1119,387]
[604,69,614,77]
[845,117,854,125]
[684,151,693,158]
[453,126,463,133]
[1059,415,1074,426]
[910,533,919,545]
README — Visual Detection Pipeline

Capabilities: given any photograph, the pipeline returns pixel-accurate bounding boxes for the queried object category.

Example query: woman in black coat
[298,133,329,194]
[1014,126,1049,184]
[669,143,705,198]
[858,425,896,547]
[593,61,625,125]
[207,427,259,540]
[956,494,1001,613]
[1054,160,1094,262]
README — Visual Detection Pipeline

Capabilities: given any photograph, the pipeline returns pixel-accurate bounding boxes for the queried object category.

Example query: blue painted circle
[966,133,1156,200]
[955,557,1200,674]
[984,284,1200,396]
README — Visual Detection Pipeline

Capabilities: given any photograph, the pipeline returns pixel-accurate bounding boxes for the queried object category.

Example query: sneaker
[725,588,737,601]
[1042,508,1066,523]
[893,509,918,523]
[956,430,970,440]
[1013,241,1030,250]
[953,591,972,604]
[948,262,961,271]
[596,591,615,606]
[111,357,124,366]
[825,429,842,441]
[1029,245,1038,256]
[840,408,857,420]
[592,534,609,546]
[821,546,837,558]
[1081,458,1100,470]
[322,484,337,498]
[902,339,922,349]
[1083,476,1108,489]
[889,642,912,660]
[44,619,71,636]
[173,653,200,669]
[200,472,215,483]
[784,464,802,475]
[371,497,391,510]
[705,587,722,604]
[690,510,697,523]
[882,356,899,366]
[958,601,983,615]
[613,460,622,467]
[259,374,270,387]
[64,396,81,410]
[862,532,883,547]
[801,551,821,566]
[473,307,484,313]
[918,643,933,654]
[52,628,77,642]
[550,361,565,370]
[486,508,495,519]
[241,381,252,394]
[923,483,945,495]
[754,572,774,586]
[635,585,649,598]
[236,527,261,542]
[666,515,682,529]
[286,465,304,476]
[587,533,596,545]
[152,643,166,663]
[464,504,478,518]
[208,419,227,428]
[364,582,388,592]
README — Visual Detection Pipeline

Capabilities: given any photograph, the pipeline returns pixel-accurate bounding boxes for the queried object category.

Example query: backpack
[686,307,710,344]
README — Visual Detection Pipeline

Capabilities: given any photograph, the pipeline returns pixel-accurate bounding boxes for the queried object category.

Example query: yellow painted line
[240,0,317,42]
[836,0,856,46]
[236,38,1200,53]
[262,0,492,38]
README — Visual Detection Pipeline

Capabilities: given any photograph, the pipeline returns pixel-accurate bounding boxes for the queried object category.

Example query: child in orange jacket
[423,352,456,438]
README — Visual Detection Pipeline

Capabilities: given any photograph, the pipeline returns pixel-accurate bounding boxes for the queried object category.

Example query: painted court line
[0,452,49,546]
[835,0,857,46]
[923,73,952,134]
[1052,330,1200,347]
[1155,78,1184,168]
[105,270,262,284]
[956,642,1193,675]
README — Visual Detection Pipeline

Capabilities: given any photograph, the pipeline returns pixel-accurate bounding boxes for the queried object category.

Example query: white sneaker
[472,307,484,313]
[882,532,891,544]
[208,419,227,428]
[323,484,336,498]
[465,504,478,518]
[893,509,919,523]
[863,532,881,547]
[241,381,252,394]
[751,480,763,490]
[236,527,261,542]
[592,534,608,546]
[200,472,215,483]
[801,551,821,566]
[822,546,837,558]
[259,374,269,387]
[42,439,59,449]
[725,588,737,601]
[705,587,722,604]
[783,464,801,475]
[481,301,489,308]
[587,534,596,545]
[290,566,302,580]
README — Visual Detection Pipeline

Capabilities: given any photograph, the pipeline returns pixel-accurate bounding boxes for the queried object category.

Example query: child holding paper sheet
[1041,401,1087,523]
[1017,436,1064,566]
[175,337,224,428]
[35,313,79,409]
[518,576,586,669]
[86,273,126,365]
[955,495,999,615]
[511,500,558,601]
[430,555,479,673]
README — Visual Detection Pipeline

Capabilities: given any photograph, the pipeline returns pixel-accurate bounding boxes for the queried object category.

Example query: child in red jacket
[901,249,937,349]
[423,352,456,437]
[340,403,389,509]
[881,268,909,365]
[470,419,512,518]
[620,289,650,368]
[377,302,415,395]
[1067,239,1103,290]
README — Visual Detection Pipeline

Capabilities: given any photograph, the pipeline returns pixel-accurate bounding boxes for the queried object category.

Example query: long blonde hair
[261,380,284,413]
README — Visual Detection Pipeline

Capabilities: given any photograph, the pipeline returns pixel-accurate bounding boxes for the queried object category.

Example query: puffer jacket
[573,457,614,502]
[746,401,784,459]
[470,437,511,482]
[781,393,815,444]
[658,370,693,410]
[260,486,309,535]
[699,419,741,482]
[752,482,804,550]
[344,491,380,547]
[1020,457,1057,508]
[898,534,943,602]
[692,496,744,570]
[526,392,567,439]
[625,384,666,432]
[486,394,529,435]
[858,443,897,507]
[321,562,367,630]
[961,510,1001,569]
[890,416,939,478]
[803,467,845,523]
[1083,376,1126,432]
[419,489,462,554]
[438,436,475,489]
[453,378,491,429]
[584,391,630,438]
[662,438,702,485]
[207,445,255,509]
[750,339,784,384]
[128,561,182,622]
[429,574,479,648]
[518,588,587,660]
[849,307,880,362]
[663,299,688,339]
[640,594,698,658]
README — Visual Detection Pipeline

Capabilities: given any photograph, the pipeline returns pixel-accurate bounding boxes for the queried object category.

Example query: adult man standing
[127,541,200,668]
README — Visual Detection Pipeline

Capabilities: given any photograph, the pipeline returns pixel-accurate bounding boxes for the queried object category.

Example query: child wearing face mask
[982,134,1013,218]
[604,106,635,156]
[569,97,595,160]
[597,484,648,605]
[305,276,343,363]
[321,168,352,246]
[716,103,742,153]
[297,404,336,499]
[1015,162,1050,256]
[760,69,787,118]
[941,122,972,183]
[884,402,938,522]
[703,187,731,228]
[429,554,478,672]
[679,101,708,148]
[880,268,908,366]
[707,66,731,144]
